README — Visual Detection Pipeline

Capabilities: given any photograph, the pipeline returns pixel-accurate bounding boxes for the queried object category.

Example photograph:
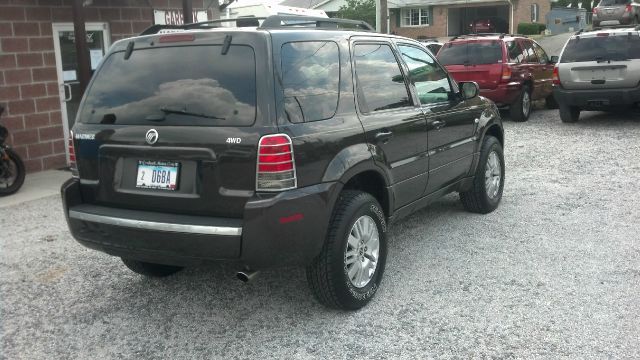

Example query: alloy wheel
[344,215,380,288]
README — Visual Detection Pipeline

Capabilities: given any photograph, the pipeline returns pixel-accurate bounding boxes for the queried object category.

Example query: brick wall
[390,6,448,39]
[513,0,551,30]
[0,0,219,172]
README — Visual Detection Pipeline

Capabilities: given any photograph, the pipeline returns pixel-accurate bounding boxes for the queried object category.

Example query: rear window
[561,35,640,63]
[280,41,339,123]
[437,41,503,65]
[79,45,256,126]
[598,0,630,5]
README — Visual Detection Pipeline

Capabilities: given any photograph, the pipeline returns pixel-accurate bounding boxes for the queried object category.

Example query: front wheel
[460,136,504,214]
[306,191,387,310]
[0,147,26,196]
[121,258,183,277]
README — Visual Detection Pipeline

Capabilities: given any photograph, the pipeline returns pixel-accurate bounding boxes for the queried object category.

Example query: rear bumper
[62,178,340,268]
[553,85,640,109]
[479,82,522,106]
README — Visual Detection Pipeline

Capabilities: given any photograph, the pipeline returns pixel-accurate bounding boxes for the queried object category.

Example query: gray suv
[593,0,639,27]
[552,26,640,122]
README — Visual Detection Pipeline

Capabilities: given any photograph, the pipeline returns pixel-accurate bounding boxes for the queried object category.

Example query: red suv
[438,34,556,121]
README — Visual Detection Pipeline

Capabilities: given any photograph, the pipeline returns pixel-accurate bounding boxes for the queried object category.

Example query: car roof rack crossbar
[140,17,269,35]
[140,15,374,35]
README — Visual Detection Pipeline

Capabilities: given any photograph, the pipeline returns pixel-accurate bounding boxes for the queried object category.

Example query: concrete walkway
[0,169,71,208]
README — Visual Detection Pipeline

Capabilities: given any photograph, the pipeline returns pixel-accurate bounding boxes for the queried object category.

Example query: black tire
[0,148,26,196]
[460,136,504,214]
[545,94,559,109]
[510,86,532,122]
[559,105,580,123]
[306,190,387,310]
[121,258,183,277]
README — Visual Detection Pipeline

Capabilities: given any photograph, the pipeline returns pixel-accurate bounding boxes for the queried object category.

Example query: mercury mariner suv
[61,16,505,310]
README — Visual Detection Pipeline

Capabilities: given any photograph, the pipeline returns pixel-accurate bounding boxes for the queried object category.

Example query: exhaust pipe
[236,269,259,283]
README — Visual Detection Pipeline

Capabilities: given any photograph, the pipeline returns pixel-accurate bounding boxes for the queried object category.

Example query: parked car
[552,26,640,122]
[61,15,505,310]
[418,38,443,54]
[467,17,509,34]
[592,0,639,27]
[438,34,556,122]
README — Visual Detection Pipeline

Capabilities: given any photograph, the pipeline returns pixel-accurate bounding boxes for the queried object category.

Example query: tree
[336,0,376,28]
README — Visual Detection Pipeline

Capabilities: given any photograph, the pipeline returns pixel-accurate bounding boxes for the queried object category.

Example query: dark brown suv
[61,16,505,310]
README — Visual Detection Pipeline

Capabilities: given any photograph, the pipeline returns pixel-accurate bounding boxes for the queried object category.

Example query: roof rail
[140,15,374,35]
[260,15,373,31]
[450,33,523,41]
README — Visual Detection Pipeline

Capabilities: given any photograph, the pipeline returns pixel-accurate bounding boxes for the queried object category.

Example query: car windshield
[437,41,503,65]
[561,35,640,63]
[598,0,629,5]
[78,45,257,126]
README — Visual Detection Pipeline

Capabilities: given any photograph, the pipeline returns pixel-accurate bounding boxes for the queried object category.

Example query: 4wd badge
[226,137,242,144]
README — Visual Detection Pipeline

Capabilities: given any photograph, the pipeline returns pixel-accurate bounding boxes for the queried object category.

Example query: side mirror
[550,56,559,64]
[460,82,479,100]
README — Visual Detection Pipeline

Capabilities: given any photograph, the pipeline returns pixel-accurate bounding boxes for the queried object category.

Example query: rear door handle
[432,120,445,130]
[375,130,393,144]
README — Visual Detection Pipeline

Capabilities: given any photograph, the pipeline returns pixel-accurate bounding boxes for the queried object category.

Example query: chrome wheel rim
[522,91,531,117]
[0,159,17,189]
[485,151,502,199]
[344,215,380,288]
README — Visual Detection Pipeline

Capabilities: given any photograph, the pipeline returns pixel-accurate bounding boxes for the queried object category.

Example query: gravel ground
[1,108,639,359]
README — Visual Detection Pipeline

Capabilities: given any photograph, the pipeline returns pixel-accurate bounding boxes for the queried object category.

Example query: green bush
[518,23,547,35]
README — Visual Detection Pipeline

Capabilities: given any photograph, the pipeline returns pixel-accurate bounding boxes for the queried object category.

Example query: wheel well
[343,171,389,217]
[485,124,503,147]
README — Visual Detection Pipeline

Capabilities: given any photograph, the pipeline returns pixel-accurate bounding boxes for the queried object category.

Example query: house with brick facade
[388,0,551,38]
[0,0,220,173]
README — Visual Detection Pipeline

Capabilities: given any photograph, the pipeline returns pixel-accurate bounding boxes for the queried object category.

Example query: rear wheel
[545,94,559,109]
[121,258,183,277]
[306,190,387,310]
[559,105,580,123]
[0,148,26,196]
[510,86,532,122]
[460,136,504,214]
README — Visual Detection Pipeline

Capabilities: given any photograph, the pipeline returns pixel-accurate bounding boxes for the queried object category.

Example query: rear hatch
[559,32,640,90]
[595,0,630,21]
[72,31,274,218]
[437,40,505,90]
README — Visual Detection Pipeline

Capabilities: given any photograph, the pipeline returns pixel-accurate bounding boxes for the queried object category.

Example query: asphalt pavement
[1,108,639,359]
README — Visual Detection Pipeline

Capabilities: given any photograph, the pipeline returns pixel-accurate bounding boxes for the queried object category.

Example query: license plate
[606,9,613,14]
[136,160,179,190]
[588,99,609,107]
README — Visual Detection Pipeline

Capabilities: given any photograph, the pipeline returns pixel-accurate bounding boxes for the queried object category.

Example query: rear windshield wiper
[151,107,226,121]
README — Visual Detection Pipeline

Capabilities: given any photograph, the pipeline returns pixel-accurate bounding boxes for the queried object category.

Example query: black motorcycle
[0,106,25,196]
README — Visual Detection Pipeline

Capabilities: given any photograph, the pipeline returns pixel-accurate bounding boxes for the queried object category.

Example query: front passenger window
[398,45,452,105]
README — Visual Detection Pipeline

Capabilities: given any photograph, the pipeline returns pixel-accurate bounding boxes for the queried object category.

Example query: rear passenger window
[506,41,524,63]
[354,44,412,113]
[532,42,549,64]
[281,41,340,123]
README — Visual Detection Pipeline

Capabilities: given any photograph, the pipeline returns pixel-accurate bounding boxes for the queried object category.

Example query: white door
[52,23,110,164]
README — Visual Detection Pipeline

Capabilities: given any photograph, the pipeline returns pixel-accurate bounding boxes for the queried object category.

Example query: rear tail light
[68,130,78,178]
[593,7,598,14]
[552,65,560,86]
[501,65,512,82]
[625,4,632,12]
[256,134,296,191]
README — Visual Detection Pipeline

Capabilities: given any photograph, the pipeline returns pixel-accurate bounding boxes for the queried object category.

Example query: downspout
[507,0,514,34]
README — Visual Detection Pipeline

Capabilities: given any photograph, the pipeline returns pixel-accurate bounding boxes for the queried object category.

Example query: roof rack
[140,15,374,36]
[588,24,640,32]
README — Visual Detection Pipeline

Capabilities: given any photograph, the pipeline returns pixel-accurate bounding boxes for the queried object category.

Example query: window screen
[281,41,340,123]
[354,44,411,113]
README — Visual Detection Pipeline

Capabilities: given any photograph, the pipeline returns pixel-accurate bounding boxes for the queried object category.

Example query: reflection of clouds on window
[92,78,254,123]
[354,44,411,113]
[281,41,340,123]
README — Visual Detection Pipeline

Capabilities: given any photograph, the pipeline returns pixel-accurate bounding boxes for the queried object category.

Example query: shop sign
[154,9,209,25]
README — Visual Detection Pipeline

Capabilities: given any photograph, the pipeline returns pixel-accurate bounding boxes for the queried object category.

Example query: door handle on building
[61,83,73,102]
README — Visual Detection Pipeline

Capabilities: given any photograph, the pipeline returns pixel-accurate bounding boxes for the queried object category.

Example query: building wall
[390,1,551,39]
[0,0,218,172]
